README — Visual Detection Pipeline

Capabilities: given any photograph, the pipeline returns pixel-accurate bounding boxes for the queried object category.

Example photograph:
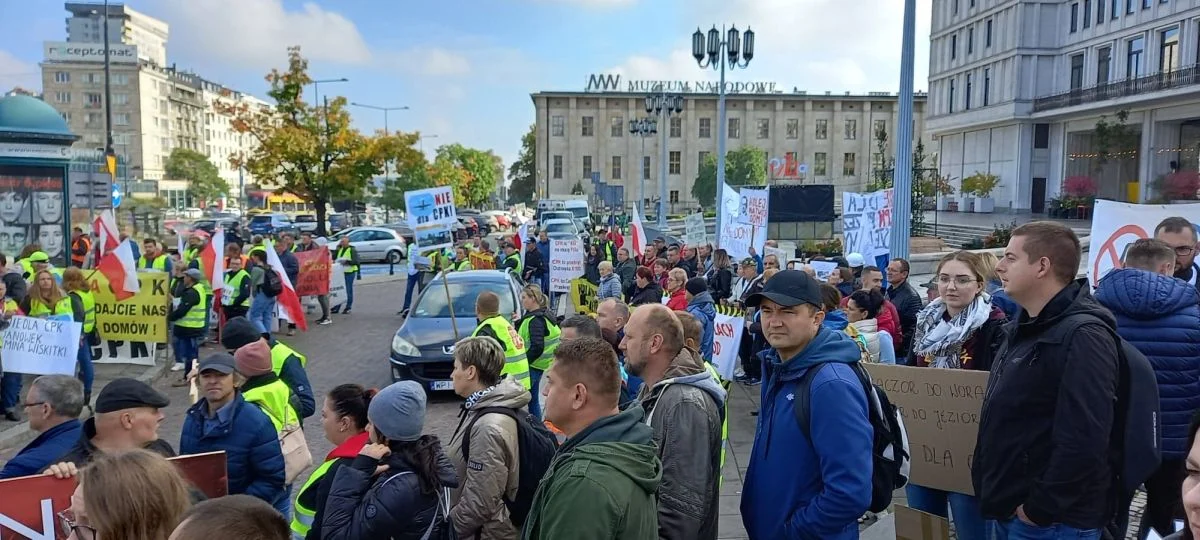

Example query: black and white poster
[0,165,69,267]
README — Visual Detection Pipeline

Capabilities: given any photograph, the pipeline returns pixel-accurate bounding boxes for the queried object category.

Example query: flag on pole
[516,222,529,270]
[95,235,140,300]
[264,240,307,332]
[199,228,225,291]
[92,211,120,256]
[630,205,647,260]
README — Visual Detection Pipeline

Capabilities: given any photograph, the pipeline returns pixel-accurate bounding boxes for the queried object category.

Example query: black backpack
[261,268,283,297]
[462,406,559,527]
[793,361,911,513]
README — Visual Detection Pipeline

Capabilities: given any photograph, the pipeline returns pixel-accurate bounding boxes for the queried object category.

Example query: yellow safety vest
[451,259,472,271]
[703,362,730,489]
[177,283,208,329]
[336,247,358,274]
[271,342,307,374]
[291,458,337,538]
[504,253,522,275]
[28,296,73,319]
[183,247,200,266]
[223,270,250,308]
[242,379,298,433]
[70,290,96,333]
[0,298,17,347]
[18,259,33,279]
[469,315,531,389]
[518,313,560,371]
[138,254,169,271]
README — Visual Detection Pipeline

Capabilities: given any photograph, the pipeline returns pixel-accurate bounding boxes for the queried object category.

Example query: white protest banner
[810,260,839,281]
[2,316,81,375]
[684,212,707,246]
[549,238,585,293]
[712,307,745,381]
[405,186,457,250]
[718,183,768,260]
[1087,199,1200,286]
[325,262,348,310]
[764,246,788,264]
[737,187,769,227]
[842,189,894,259]
[91,340,158,366]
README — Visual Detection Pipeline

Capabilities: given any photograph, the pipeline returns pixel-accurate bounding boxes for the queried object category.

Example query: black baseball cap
[94,378,170,413]
[198,352,237,375]
[745,269,822,309]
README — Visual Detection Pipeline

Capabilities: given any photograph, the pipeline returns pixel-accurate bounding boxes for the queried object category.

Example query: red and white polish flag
[264,239,307,332]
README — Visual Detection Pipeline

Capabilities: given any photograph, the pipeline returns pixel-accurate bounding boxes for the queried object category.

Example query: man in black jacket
[885,258,923,356]
[974,221,1119,539]
[0,253,26,302]
[522,238,544,286]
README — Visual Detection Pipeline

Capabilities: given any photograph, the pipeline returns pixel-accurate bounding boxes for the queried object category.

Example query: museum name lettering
[585,74,779,94]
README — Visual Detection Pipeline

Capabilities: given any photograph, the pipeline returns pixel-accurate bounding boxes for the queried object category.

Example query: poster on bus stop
[1086,199,1200,286]
[405,186,456,250]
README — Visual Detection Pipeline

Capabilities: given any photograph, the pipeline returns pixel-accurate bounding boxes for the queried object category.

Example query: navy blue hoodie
[741,327,872,539]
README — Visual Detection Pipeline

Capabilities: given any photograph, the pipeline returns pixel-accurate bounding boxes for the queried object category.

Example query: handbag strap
[418,486,452,540]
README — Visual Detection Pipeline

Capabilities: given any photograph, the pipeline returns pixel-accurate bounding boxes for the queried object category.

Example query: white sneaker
[171,362,185,372]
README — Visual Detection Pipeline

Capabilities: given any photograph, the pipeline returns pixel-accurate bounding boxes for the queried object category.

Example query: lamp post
[310,78,349,108]
[645,92,684,228]
[628,117,657,215]
[890,0,918,259]
[693,25,755,245]
[419,133,439,154]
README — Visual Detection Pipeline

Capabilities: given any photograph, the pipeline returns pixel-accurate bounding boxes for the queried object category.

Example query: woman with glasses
[61,448,192,540]
[903,251,1009,540]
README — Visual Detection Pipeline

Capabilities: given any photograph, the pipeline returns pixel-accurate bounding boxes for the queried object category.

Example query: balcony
[1033,64,1200,113]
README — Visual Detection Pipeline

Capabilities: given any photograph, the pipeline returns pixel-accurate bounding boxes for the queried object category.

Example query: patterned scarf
[463,384,497,410]
[913,292,993,369]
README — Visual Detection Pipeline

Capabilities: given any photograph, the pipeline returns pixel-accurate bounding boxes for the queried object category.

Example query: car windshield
[294,215,316,222]
[544,222,575,234]
[249,216,272,224]
[192,220,215,229]
[567,207,589,220]
[411,281,515,318]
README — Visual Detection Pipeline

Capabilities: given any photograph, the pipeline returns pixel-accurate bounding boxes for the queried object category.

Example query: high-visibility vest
[336,246,358,274]
[223,270,250,308]
[176,283,208,329]
[183,247,200,267]
[291,457,337,538]
[271,342,307,374]
[71,236,91,266]
[28,296,73,319]
[17,259,32,279]
[469,315,530,389]
[703,362,730,489]
[242,379,298,433]
[518,313,560,371]
[248,245,266,260]
[70,290,96,333]
[0,298,18,347]
[451,259,471,271]
[504,253,522,275]
[138,253,169,271]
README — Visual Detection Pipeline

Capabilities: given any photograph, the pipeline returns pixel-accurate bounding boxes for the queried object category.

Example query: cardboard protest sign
[1086,199,1200,286]
[405,186,457,250]
[810,260,839,281]
[91,271,170,342]
[90,339,158,366]
[711,305,745,380]
[863,363,987,495]
[469,252,495,270]
[737,187,769,227]
[684,212,707,246]
[718,183,768,261]
[842,189,894,260]
[2,317,81,375]
[570,278,598,315]
[0,451,228,539]
[327,262,346,310]
[894,505,951,540]
[294,247,331,296]
[549,238,584,293]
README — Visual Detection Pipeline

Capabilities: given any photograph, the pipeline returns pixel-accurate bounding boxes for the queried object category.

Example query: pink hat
[233,339,273,377]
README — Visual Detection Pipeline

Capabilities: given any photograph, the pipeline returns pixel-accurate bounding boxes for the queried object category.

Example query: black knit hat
[221,316,262,350]
[685,277,708,296]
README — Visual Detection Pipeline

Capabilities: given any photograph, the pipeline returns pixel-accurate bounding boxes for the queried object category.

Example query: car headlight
[391,335,419,357]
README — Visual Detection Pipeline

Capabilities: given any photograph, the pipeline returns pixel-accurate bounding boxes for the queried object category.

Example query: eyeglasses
[1174,245,1196,256]
[937,275,980,286]
[57,510,97,540]
[22,401,46,408]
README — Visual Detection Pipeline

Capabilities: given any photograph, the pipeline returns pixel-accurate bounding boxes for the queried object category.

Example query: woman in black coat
[628,266,664,306]
[705,248,734,303]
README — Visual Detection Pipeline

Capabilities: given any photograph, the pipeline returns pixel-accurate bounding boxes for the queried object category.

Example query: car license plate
[429,380,454,391]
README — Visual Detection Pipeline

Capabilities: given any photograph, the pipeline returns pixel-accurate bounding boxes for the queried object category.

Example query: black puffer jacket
[321,440,459,540]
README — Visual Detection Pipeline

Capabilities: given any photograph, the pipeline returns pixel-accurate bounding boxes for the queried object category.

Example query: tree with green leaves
[691,146,768,208]
[508,125,536,205]
[216,46,415,236]
[434,143,500,208]
[165,148,229,206]
[867,136,937,232]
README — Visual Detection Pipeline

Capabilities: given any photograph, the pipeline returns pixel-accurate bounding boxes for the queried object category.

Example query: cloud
[607,48,717,83]
[149,0,372,71]
[398,48,472,77]
[0,50,39,92]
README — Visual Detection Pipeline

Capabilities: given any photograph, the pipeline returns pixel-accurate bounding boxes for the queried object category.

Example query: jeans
[76,338,94,397]
[402,273,419,312]
[990,518,1101,540]
[173,333,200,373]
[0,371,21,411]
[540,273,549,295]
[905,484,986,540]
[249,292,276,336]
[529,368,544,419]
[343,273,356,311]
[274,483,292,518]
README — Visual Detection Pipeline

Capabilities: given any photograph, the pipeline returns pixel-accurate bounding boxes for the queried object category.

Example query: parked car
[458,211,491,235]
[381,223,415,245]
[293,214,322,233]
[642,225,683,247]
[247,213,297,237]
[325,226,406,263]
[541,218,590,246]
[191,218,248,246]
[389,270,524,387]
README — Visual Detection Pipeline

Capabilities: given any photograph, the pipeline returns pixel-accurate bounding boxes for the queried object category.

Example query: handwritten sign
[895,505,951,540]
[405,186,457,250]
[90,339,158,366]
[711,305,745,380]
[684,212,707,246]
[737,187,769,227]
[842,189,893,259]
[91,272,170,342]
[1086,199,1200,286]
[863,363,987,495]
[549,238,585,293]
[294,247,332,296]
[718,183,767,260]
[569,278,598,315]
[810,260,839,281]
[2,316,81,375]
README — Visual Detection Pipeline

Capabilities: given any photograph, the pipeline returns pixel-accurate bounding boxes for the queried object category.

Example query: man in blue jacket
[1096,238,1200,537]
[0,375,84,479]
[740,270,872,539]
[180,352,286,509]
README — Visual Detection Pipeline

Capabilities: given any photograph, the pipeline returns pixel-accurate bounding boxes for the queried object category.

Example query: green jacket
[521,404,661,540]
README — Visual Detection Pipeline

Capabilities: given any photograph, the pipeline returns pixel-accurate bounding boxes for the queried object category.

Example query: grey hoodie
[635,348,727,540]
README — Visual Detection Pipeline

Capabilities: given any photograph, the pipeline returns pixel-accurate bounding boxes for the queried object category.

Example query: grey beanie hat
[367,380,427,442]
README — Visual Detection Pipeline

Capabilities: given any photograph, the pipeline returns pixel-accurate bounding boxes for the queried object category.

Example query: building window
[699,117,711,138]
[670,117,682,138]
[670,190,679,204]
[843,153,857,176]
[983,68,991,105]
[551,115,565,136]
[581,116,594,137]
[113,93,129,105]
[1070,54,1085,91]
[643,156,651,179]
[949,78,956,113]
[1097,46,1112,83]
[951,34,958,59]
[54,91,71,104]
[728,118,740,139]
[1098,0,1105,22]
[54,72,70,83]
[60,112,70,123]
[954,0,959,14]
[612,156,622,180]
[1070,3,1079,32]
[1161,27,1180,72]
[1112,0,1120,19]
[1143,0,1151,7]
[114,113,130,125]
[816,119,828,139]
[583,155,593,178]
[669,151,681,175]
[786,118,799,139]
[968,27,975,54]
[1126,0,1135,15]
[85,92,102,106]
[112,73,128,85]
[1086,0,1094,27]
[970,0,975,6]
[814,152,828,176]
[699,151,710,169]
[611,116,623,137]
[844,119,857,140]
[965,73,973,109]
[1128,35,1145,77]
[757,118,770,139]
[985,19,993,47]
